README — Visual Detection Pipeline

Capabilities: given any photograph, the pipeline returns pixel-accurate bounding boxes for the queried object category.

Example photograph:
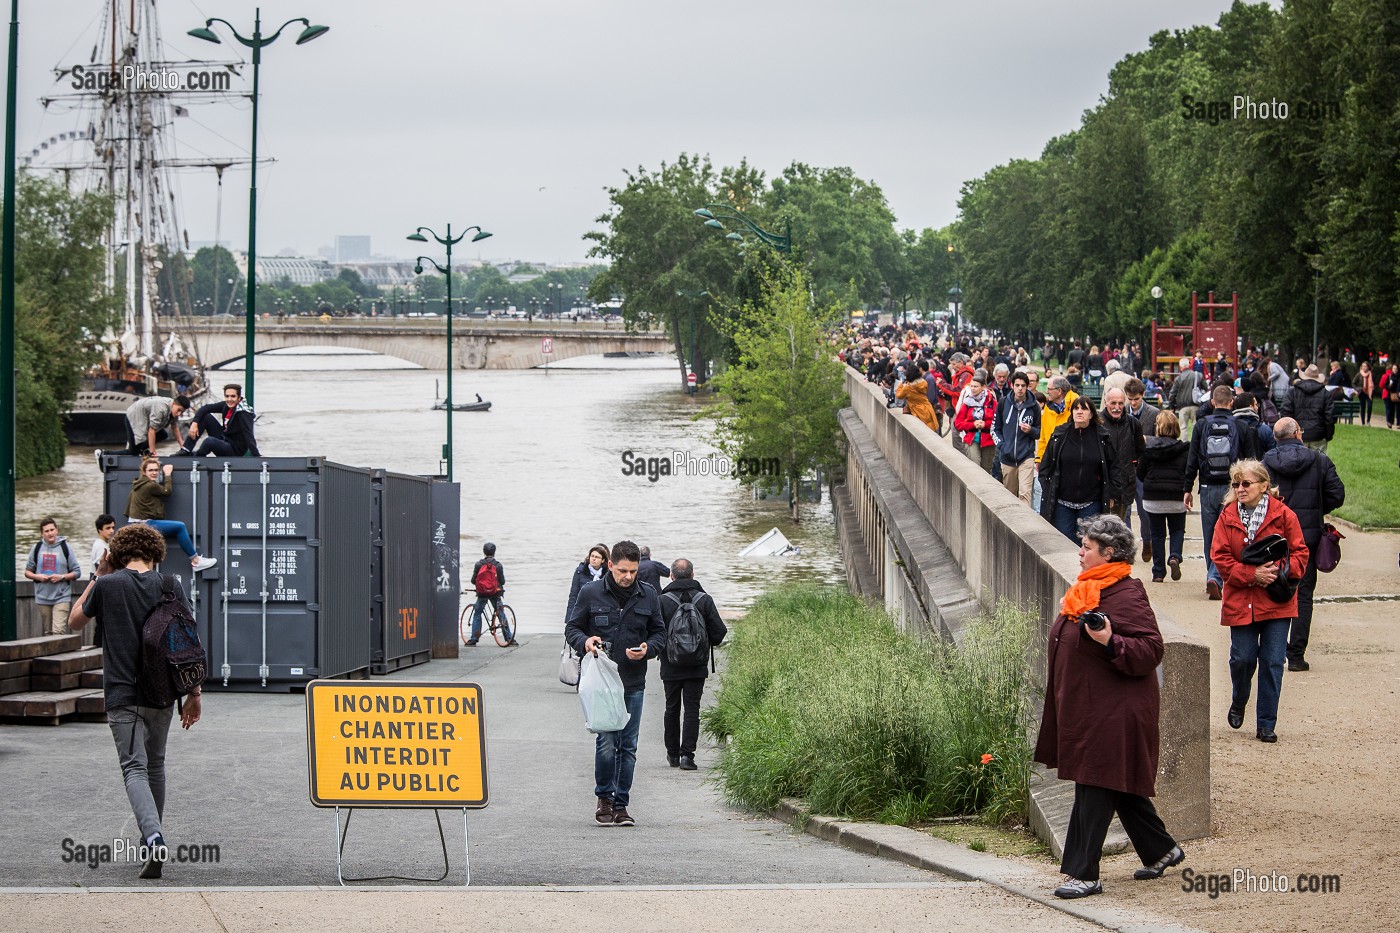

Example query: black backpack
[140,574,207,708]
[663,592,711,669]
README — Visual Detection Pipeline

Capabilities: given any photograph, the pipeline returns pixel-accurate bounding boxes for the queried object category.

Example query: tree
[585,153,742,387]
[189,245,243,312]
[708,267,848,522]
[12,174,121,475]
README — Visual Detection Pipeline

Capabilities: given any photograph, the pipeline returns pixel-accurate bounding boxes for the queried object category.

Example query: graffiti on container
[398,607,419,640]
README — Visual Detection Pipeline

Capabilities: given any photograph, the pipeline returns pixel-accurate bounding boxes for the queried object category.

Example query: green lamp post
[188,8,329,408]
[693,205,791,253]
[408,224,492,483]
[1,0,19,638]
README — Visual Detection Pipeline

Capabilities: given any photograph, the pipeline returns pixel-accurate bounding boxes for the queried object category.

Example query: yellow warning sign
[306,680,488,808]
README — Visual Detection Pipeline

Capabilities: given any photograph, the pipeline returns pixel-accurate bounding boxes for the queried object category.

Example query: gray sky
[5,0,1255,265]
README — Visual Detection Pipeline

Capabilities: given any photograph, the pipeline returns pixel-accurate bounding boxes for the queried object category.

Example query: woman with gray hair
[1034,514,1184,898]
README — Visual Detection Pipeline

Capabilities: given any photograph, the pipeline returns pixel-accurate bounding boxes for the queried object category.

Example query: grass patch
[922,820,1052,859]
[702,585,1037,826]
[1327,424,1400,528]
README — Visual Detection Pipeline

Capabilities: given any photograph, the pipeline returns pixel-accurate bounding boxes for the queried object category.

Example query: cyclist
[466,542,514,646]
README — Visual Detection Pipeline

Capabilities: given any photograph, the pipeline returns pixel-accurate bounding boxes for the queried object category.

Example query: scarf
[1060,561,1133,619]
[1238,495,1270,545]
[589,565,604,582]
[605,570,636,606]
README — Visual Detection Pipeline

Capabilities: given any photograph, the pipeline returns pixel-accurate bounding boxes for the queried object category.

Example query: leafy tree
[189,245,243,312]
[708,267,848,522]
[12,174,121,475]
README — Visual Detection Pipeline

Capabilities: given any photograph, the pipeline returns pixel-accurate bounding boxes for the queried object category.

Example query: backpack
[1202,415,1239,477]
[140,574,207,709]
[29,539,77,574]
[474,561,500,596]
[663,592,711,669]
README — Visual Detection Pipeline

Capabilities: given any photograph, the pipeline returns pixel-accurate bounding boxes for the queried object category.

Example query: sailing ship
[27,0,247,445]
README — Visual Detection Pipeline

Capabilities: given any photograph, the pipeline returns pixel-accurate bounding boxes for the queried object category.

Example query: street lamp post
[189,9,329,408]
[2,0,20,638]
[408,223,492,483]
[693,205,791,253]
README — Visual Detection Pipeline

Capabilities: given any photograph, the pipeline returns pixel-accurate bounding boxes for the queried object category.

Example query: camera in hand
[1079,610,1108,631]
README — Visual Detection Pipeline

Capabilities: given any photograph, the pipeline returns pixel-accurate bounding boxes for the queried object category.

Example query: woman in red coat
[1034,514,1184,899]
[1210,458,1309,743]
[953,370,998,475]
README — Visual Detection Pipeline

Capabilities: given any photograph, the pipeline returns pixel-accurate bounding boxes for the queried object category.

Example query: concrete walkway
[0,636,1176,930]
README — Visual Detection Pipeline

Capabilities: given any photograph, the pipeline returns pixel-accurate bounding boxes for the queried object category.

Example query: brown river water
[14,352,841,634]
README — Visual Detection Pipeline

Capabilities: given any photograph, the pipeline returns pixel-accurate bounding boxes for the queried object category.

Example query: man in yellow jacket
[1037,376,1079,463]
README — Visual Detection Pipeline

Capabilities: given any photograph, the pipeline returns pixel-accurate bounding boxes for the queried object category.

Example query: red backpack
[474,561,500,596]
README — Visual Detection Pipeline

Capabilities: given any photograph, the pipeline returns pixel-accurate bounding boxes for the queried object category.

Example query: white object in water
[740,528,800,557]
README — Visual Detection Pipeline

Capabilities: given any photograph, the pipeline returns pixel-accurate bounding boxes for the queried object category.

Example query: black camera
[1079,610,1108,631]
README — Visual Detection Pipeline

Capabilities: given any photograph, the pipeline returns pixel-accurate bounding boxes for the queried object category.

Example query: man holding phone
[565,540,666,827]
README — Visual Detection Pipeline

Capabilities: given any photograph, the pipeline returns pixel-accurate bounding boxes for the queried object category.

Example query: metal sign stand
[332,806,471,886]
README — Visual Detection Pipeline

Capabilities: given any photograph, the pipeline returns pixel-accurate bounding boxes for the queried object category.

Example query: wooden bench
[1334,399,1360,424]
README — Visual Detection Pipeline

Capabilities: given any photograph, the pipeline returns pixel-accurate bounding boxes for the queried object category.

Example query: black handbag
[1240,534,1298,603]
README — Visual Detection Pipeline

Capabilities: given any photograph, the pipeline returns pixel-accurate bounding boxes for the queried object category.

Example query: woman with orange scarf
[1034,514,1184,899]
[894,361,939,432]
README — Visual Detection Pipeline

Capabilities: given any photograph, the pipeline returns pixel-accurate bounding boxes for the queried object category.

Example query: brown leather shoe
[595,796,614,825]
[612,806,635,827]
[1142,541,1153,563]
[1206,580,1222,601]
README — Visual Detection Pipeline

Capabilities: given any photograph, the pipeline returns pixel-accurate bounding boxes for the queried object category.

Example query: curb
[773,798,1206,933]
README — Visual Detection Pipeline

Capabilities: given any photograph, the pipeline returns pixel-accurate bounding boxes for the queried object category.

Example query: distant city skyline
[2,0,1260,264]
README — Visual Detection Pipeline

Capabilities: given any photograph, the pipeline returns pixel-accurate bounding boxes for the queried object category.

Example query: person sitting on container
[895,361,939,432]
[174,383,260,458]
[125,457,217,573]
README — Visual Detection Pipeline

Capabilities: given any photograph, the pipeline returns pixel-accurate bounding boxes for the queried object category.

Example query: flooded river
[14,353,842,634]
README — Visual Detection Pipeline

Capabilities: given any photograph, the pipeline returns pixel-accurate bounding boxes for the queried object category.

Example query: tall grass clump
[703,586,1037,826]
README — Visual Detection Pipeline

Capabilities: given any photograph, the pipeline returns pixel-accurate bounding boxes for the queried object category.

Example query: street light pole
[409,223,492,483]
[189,9,329,408]
[693,205,791,253]
[1,0,19,639]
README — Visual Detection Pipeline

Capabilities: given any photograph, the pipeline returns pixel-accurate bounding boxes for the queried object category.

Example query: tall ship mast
[27,0,249,445]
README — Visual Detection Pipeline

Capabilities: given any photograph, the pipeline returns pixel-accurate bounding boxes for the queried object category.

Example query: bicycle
[459,587,517,647]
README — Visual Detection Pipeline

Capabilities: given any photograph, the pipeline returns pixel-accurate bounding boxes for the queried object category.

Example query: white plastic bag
[578,650,630,733]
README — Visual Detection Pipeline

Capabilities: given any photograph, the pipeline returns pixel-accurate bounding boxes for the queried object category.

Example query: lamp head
[725,232,743,242]
[471,231,492,242]
[296,23,330,44]
[406,232,428,243]
[1151,286,1163,299]
[693,208,715,219]
[704,219,724,230]
[413,264,424,275]
[187,26,221,43]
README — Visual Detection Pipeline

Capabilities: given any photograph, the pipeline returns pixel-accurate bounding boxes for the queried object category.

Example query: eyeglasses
[1230,480,1262,488]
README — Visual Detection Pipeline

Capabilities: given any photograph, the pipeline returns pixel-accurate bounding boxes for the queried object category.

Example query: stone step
[0,634,81,662]
[30,648,104,676]
[0,676,31,697]
[79,669,104,689]
[0,688,95,719]
[0,658,32,679]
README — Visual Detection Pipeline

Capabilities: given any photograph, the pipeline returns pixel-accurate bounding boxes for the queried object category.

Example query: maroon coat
[1034,576,1165,797]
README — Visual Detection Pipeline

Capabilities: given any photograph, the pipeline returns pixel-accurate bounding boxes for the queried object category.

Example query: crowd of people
[838,320,1367,898]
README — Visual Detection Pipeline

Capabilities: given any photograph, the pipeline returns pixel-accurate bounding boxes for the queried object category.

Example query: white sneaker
[192,556,218,573]
[1053,877,1102,899]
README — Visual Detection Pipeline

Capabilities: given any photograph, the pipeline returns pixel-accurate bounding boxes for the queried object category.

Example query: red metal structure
[1150,291,1239,375]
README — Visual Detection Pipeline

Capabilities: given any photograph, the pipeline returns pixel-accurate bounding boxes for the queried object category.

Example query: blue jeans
[469,595,504,639]
[595,689,645,807]
[1053,500,1101,543]
[1147,512,1185,579]
[142,519,196,558]
[1229,620,1289,731]
[1134,479,1148,533]
[1199,484,1227,587]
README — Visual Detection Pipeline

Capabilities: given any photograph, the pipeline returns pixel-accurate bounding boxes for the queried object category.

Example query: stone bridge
[832,368,1210,858]
[182,318,674,370]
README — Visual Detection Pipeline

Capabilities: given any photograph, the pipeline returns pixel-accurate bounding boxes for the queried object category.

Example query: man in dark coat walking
[1281,365,1336,454]
[658,559,728,771]
[1100,388,1145,527]
[1263,418,1346,671]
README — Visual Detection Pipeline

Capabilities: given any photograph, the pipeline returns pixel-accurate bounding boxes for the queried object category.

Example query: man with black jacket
[659,559,727,772]
[1185,385,1244,600]
[1100,388,1146,525]
[1281,365,1335,454]
[565,540,666,827]
[174,384,260,458]
[1264,418,1346,672]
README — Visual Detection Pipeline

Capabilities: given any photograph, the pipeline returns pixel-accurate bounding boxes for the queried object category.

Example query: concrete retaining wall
[835,369,1210,852]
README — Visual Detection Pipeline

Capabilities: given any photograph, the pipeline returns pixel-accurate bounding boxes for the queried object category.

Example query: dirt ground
[1024,518,1400,932]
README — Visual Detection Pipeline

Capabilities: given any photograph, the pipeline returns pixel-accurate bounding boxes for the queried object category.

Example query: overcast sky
[4,0,1261,266]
